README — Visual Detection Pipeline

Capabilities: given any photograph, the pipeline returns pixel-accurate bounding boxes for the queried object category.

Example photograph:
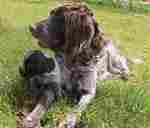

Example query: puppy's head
[29,16,65,51]
[29,4,103,53]
[19,50,55,78]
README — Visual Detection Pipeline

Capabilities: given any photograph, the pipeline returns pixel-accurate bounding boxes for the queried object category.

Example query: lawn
[0,0,150,128]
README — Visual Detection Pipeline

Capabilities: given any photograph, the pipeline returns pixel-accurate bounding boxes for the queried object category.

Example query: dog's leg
[23,89,55,128]
[104,41,130,79]
[70,94,95,128]
[58,93,95,128]
[58,69,97,128]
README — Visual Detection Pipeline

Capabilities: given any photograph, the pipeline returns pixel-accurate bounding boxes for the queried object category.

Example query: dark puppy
[19,50,61,128]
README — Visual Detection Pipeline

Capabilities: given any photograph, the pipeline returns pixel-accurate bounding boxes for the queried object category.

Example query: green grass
[87,0,150,13]
[0,0,150,128]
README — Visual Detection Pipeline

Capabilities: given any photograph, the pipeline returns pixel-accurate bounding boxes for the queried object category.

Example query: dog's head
[29,4,103,53]
[19,50,55,78]
[29,17,65,51]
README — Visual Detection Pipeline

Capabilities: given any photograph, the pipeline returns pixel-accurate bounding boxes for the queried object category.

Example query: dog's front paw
[23,114,40,128]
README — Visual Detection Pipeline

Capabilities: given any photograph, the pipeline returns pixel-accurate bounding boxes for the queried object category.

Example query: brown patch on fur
[49,4,105,66]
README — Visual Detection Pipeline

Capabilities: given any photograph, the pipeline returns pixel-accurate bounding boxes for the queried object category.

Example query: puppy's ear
[47,58,56,72]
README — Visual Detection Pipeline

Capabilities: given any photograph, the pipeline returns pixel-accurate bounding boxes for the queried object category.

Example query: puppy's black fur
[20,50,55,77]
[19,50,62,106]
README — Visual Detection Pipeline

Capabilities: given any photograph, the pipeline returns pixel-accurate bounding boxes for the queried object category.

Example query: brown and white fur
[25,4,141,128]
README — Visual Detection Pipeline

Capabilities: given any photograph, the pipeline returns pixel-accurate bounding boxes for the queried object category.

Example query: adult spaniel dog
[27,4,130,128]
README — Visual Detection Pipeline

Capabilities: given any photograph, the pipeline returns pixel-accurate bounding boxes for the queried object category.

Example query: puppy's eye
[47,58,56,72]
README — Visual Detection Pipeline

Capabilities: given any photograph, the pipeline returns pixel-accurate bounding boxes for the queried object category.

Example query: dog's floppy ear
[94,21,99,36]
[93,20,103,37]
[92,20,105,50]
